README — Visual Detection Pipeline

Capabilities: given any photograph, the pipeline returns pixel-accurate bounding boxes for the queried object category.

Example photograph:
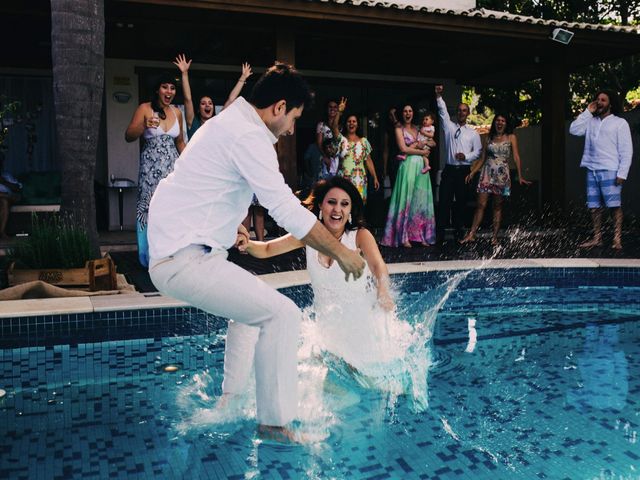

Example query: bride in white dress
[241,177,427,404]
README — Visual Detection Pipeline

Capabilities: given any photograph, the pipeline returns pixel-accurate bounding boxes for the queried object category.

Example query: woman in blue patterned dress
[460,114,531,245]
[125,74,186,266]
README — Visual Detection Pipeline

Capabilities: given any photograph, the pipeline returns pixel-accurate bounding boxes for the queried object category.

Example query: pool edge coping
[2,257,640,319]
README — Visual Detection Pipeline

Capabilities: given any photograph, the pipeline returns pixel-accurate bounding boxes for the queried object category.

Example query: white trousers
[149,245,300,426]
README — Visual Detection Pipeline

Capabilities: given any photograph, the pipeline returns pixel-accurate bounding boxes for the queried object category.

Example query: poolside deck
[104,224,640,293]
[2,223,639,295]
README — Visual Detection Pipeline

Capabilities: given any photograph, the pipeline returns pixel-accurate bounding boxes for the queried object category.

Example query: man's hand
[587,101,597,114]
[337,248,365,282]
[435,84,444,97]
[235,224,250,252]
[455,152,466,161]
[616,177,625,186]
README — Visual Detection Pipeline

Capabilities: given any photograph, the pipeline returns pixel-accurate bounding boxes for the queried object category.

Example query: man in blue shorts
[569,89,633,249]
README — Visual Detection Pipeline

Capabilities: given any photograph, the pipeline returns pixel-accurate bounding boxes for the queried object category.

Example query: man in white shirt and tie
[435,84,482,245]
[147,63,365,440]
[569,89,632,250]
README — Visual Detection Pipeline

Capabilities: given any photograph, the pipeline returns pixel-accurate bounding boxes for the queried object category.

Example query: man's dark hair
[248,62,314,112]
[597,89,623,116]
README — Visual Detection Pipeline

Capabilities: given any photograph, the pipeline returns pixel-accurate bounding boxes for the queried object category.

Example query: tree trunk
[51,0,104,258]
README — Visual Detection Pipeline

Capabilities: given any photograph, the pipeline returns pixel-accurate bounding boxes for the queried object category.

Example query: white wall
[105,58,140,231]
[515,124,541,182]
[398,0,476,10]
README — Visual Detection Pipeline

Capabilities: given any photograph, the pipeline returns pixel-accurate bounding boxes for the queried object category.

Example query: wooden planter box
[8,256,117,291]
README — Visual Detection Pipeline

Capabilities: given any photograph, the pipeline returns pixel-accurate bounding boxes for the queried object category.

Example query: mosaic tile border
[1,266,639,349]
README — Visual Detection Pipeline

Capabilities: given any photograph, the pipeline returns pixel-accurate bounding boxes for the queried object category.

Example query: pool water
[1,271,639,479]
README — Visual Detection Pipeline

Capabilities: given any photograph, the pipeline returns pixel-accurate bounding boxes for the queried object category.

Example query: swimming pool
[1,265,639,479]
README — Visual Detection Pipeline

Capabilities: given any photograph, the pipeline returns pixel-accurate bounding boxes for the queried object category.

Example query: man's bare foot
[579,238,603,248]
[612,238,623,250]
[258,425,303,444]
[402,241,412,248]
[491,237,499,246]
[459,235,476,245]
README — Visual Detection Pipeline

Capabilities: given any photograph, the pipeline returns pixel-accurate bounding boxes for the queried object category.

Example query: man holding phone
[569,90,633,249]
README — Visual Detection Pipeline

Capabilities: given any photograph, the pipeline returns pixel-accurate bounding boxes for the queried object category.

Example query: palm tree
[50,0,104,257]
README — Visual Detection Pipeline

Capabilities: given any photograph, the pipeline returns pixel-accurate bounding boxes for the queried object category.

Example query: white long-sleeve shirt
[148,97,317,260]
[436,97,482,166]
[569,109,633,179]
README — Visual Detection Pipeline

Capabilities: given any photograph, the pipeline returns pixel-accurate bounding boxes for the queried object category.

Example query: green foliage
[473,1,640,123]
[466,81,543,126]
[9,213,93,269]
[627,85,640,103]
[0,96,20,152]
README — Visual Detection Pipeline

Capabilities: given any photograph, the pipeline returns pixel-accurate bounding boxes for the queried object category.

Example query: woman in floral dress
[460,113,531,245]
[381,104,436,248]
[332,110,380,203]
[125,74,186,266]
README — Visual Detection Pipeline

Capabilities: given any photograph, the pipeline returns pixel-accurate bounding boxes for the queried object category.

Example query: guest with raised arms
[173,54,253,140]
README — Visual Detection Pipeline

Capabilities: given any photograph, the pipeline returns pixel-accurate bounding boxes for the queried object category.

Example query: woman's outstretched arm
[357,228,395,311]
[173,54,195,128]
[241,233,304,258]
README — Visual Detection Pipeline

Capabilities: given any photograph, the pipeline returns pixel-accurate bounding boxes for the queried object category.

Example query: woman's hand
[145,112,160,129]
[373,177,380,190]
[235,224,250,253]
[338,97,348,113]
[240,62,253,82]
[377,290,395,312]
[518,176,532,186]
[173,53,192,73]
[465,172,474,184]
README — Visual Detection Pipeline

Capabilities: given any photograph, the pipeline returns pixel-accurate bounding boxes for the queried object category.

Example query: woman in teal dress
[381,104,436,247]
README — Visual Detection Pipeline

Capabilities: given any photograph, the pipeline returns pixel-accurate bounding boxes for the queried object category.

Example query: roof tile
[304,1,639,34]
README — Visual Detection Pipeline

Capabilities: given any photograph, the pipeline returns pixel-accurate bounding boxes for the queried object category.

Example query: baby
[417,113,435,174]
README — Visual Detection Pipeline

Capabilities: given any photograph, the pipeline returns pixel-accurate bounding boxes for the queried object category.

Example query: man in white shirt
[569,89,633,249]
[435,84,482,245]
[147,63,365,439]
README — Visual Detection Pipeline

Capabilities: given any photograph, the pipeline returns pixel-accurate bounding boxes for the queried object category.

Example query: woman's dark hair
[248,62,314,112]
[488,113,514,139]
[150,73,178,120]
[400,103,416,125]
[596,89,623,116]
[323,98,339,123]
[303,176,366,231]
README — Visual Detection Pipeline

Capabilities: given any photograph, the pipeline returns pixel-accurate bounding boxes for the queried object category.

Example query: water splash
[174,252,504,442]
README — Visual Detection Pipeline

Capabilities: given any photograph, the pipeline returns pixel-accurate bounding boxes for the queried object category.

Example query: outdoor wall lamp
[113,91,132,103]
[550,28,574,45]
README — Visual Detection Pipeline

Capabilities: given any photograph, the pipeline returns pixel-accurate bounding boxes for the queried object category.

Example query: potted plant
[7,213,116,291]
